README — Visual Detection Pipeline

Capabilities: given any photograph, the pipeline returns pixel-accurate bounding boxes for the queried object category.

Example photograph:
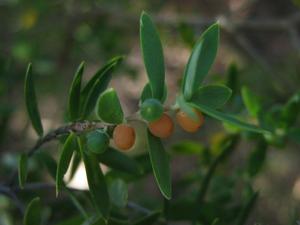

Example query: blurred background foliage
[1,0,300,225]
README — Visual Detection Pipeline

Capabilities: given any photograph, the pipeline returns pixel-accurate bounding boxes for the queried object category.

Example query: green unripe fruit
[86,129,110,154]
[140,98,164,122]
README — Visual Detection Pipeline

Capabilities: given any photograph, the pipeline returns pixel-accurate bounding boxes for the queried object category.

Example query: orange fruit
[113,124,136,151]
[176,109,204,133]
[149,113,174,138]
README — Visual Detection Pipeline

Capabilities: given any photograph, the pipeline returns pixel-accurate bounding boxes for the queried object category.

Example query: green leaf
[191,85,232,109]
[23,197,41,225]
[97,147,142,175]
[81,57,122,118]
[78,137,110,218]
[86,130,110,154]
[140,83,167,103]
[108,179,128,208]
[18,153,28,189]
[96,88,124,124]
[64,189,89,219]
[68,62,85,121]
[140,98,164,122]
[24,63,43,136]
[36,152,57,179]
[147,130,172,199]
[176,95,199,121]
[56,132,77,195]
[140,12,165,101]
[247,140,267,177]
[280,91,300,127]
[82,216,106,225]
[241,86,262,117]
[133,211,161,225]
[81,56,123,99]
[172,141,205,155]
[235,192,259,225]
[182,23,219,100]
[190,102,267,133]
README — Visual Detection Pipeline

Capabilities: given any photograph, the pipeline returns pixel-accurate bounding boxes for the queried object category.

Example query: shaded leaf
[191,85,232,109]
[56,132,77,195]
[68,62,85,121]
[24,63,43,136]
[96,88,124,124]
[36,152,57,179]
[78,137,110,218]
[182,23,219,100]
[190,102,267,133]
[147,130,172,199]
[235,192,259,225]
[24,197,41,225]
[247,140,268,177]
[133,211,161,225]
[172,140,205,155]
[18,153,28,189]
[69,151,81,181]
[108,179,128,208]
[140,12,165,101]
[97,147,142,175]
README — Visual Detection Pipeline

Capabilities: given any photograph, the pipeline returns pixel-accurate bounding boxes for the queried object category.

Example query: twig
[8,121,109,186]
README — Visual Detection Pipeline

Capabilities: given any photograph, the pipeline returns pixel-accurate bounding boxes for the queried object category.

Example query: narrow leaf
[24,63,43,136]
[96,88,124,124]
[68,62,85,121]
[97,147,142,175]
[147,130,172,199]
[56,132,77,195]
[81,56,123,99]
[247,140,267,177]
[78,137,110,218]
[140,83,167,103]
[191,85,232,109]
[133,211,161,225]
[108,178,128,208]
[241,86,262,117]
[18,153,28,189]
[190,102,267,133]
[24,197,41,225]
[140,12,165,101]
[81,57,122,118]
[235,192,259,225]
[182,23,219,100]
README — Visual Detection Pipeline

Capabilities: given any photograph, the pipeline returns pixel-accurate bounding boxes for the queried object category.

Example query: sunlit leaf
[81,57,122,118]
[96,88,124,124]
[24,63,43,136]
[190,102,267,133]
[241,86,262,117]
[140,12,165,101]
[147,130,172,199]
[191,85,232,109]
[182,23,219,100]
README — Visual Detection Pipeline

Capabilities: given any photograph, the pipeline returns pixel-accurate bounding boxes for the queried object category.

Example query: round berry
[140,98,164,122]
[86,130,110,154]
[113,124,136,151]
[148,113,174,138]
[176,109,204,133]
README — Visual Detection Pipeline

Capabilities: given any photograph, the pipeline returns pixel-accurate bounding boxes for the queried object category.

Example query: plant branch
[8,121,110,186]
